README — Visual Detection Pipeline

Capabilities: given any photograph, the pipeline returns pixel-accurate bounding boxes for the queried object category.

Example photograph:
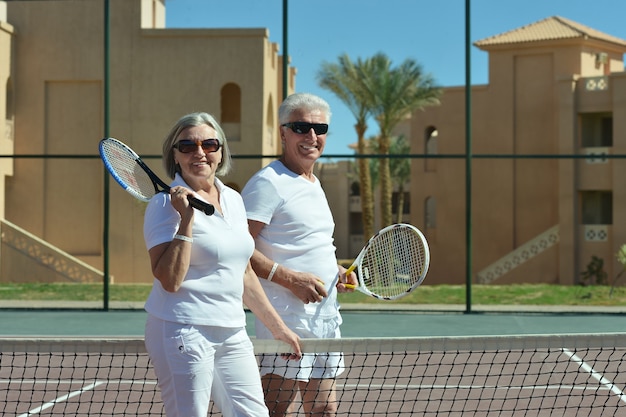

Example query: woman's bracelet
[173,234,193,243]
[267,262,279,281]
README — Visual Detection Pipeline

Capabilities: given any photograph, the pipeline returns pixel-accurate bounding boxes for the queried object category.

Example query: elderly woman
[143,112,301,417]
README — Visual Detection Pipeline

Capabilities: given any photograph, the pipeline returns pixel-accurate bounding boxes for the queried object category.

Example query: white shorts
[256,314,345,381]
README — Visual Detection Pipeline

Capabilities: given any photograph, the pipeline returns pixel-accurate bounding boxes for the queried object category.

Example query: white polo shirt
[143,174,254,327]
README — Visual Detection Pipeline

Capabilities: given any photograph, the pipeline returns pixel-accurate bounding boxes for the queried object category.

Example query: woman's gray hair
[278,93,332,125]
[162,112,232,179]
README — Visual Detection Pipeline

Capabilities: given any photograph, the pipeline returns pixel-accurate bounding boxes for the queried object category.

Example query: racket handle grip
[342,265,357,289]
[188,196,215,215]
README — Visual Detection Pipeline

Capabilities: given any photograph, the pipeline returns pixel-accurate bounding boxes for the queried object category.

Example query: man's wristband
[267,262,279,281]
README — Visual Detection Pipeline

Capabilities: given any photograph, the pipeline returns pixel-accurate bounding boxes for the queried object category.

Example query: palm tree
[369,135,411,224]
[360,53,441,226]
[317,54,376,240]
[389,135,411,224]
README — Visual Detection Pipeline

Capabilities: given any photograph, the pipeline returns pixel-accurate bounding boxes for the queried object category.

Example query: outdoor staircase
[0,219,104,283]
[475,225,560,284]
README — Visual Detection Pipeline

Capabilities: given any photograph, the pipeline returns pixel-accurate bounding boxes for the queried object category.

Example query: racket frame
[99,137,215,215]
[346,223,430,300]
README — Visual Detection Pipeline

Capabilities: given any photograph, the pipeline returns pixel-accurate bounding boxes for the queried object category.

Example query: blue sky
[166,0,626,156]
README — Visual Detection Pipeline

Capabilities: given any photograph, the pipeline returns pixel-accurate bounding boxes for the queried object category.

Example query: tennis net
[2,333,626,416]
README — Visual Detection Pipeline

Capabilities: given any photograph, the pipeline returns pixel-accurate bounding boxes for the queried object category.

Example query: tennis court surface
[2,308,626,416]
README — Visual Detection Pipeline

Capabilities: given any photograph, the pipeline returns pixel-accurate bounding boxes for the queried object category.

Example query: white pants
[145,315,268,417]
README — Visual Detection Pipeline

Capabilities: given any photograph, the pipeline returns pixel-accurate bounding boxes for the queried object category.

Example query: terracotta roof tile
[474,16,626,48]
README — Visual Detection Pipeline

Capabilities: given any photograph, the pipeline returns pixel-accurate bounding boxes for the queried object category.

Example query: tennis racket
[344,223,429,300]
[99,137,215,215]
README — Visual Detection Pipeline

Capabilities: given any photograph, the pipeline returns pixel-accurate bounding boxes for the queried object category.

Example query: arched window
[425,126,438,172]
[220,83,241,141]
[350,181,360,196]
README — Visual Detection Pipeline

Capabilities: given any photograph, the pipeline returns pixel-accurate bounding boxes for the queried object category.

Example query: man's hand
[337,265,358,293]
[288,271,328,304]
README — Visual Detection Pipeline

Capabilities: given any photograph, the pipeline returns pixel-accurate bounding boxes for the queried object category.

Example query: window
[350,181,360,196]
[5,77,14,140]
[349,212,363,234]
[581,191,612,225]
[266,94,275,147]
[581,113,612,147]
[220,83,241,141]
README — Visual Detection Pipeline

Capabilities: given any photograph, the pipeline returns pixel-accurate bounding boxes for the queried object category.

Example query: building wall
[0,7,14,222]
[611,73,626,280]
[0,0,289,283]
[410,34,626,285]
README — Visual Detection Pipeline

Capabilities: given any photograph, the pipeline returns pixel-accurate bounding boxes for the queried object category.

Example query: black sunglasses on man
[282,122,329,135]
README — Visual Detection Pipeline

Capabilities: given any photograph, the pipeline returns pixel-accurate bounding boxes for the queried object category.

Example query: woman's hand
[170,186,194,220]
[274,326,302,360]
[242,262,302,359]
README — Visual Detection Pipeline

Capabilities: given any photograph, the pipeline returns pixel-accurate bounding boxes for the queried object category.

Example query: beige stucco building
[0,0,292,283]
[2,3,626,288]
[405,16,626,285]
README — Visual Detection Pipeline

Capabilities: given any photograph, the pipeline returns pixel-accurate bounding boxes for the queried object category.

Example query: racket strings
[100,141,158,201]
[360,228,427,298]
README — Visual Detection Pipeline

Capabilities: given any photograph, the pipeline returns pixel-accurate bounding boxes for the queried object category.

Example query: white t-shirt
[241,160,340,319]
[143,174,254,327]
